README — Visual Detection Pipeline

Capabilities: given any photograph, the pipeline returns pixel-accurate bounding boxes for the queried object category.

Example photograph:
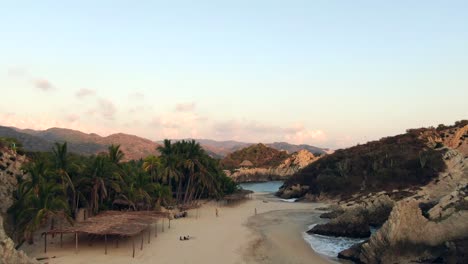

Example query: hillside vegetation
[279,121,468,198]
[220,143,290,170]
[0,126,159,161]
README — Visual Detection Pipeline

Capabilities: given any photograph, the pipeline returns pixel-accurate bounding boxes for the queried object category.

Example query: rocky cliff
[292,121,468,263]
[224,149,319,182]
[0,147,37,264]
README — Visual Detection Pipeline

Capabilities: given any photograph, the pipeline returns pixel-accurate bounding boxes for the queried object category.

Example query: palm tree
[52,142,76,212]
[143,155,160,182]
[157,140,181,199]
[83,155,122,213]
[108,144,124,164]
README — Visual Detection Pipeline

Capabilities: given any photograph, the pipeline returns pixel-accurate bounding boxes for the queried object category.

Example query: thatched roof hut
[239,160,254,167]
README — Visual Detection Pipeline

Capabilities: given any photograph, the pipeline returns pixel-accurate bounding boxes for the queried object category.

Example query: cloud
[65,114,80,122]
[76,88,96,98]
[32,78,54,91]
[7,67,28,77]
[98,99,117,120]
[211,119,327,145]
[129,92,145,100]
[175,102,196,112]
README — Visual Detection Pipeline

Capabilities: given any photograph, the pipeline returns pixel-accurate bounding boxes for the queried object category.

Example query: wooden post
[104,234,108,255]
[148,225,150,244]
[169,219,171,229]
[132,237,135,258]
[60,232,63,248]
[162,219,165,232]
[75,232,78,254]
[140,232,144,250]
[116,237,119,248]
[44,233,47,253]
[155,221,157,237]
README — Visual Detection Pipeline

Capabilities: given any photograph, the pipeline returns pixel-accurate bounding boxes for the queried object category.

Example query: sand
[23,193,333,264]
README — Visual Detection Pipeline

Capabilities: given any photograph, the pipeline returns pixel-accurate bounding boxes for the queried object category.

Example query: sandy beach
[23,194,333,264]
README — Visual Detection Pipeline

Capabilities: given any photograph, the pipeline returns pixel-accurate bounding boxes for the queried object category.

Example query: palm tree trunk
[183,173,194,205]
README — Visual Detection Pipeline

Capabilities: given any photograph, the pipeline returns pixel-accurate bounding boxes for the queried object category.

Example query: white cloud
[32,78,54,91]
[76,88,96,98]
[174,102,196,112]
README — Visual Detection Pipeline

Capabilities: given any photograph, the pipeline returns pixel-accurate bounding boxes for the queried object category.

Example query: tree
[108,144,124,164]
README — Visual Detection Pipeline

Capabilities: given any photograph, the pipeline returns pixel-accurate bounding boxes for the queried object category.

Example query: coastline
[22,193,333,264]
[244,207,334,264]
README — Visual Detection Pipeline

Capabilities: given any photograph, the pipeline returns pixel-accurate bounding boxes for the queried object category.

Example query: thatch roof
[239,160,254,167]
[46,211,170,237]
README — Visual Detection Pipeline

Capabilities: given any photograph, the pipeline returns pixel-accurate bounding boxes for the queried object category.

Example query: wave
[278,198,297,203]
[302,224,366,258]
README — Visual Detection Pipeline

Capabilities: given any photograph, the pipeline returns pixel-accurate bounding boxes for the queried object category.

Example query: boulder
[358,199,468,264]
[338,241,366,263]
[278,184,309,199]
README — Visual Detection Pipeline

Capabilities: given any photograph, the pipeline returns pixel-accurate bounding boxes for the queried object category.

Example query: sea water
[239,181,283,193]
[303,224,377,259]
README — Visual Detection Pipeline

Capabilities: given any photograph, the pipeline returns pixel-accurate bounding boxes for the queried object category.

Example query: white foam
[279,198,297,203]
[302,224,366,258]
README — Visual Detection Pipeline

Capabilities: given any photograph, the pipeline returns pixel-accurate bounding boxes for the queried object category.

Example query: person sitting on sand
[180,236,183,241]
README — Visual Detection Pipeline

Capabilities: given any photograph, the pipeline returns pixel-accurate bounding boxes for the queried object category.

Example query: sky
[0,1,467,149]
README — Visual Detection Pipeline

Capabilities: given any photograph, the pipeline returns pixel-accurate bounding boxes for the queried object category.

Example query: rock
[358,199,468,264]
[227,150,319,183]
[308,208,371,238]
[0,215,38,264]
[338,241,366,263]
[277,184,309,199]
[0,147,37,264]
[308,221,370,238]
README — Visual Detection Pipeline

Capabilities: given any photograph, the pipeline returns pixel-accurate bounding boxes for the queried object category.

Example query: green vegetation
[221,143,289,170]
[284,130,447,197]
[7,140,237,245]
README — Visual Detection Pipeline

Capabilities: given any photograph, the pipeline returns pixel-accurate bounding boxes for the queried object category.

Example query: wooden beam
[140,232,144,250]
[44,233,47,253]
[75,232,78,254]
[148,225,151,244]
[104,234,108,255]
[132,237,135,258]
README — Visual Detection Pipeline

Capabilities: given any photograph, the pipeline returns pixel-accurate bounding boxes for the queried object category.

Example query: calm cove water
[239,181,369,260]
[239,181,283,193]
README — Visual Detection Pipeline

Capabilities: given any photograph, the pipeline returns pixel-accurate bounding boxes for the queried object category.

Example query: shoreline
[22,193,334,264]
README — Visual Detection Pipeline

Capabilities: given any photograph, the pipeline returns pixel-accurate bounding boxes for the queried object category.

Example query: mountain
[1,125,331,161]
[266,142,330,155]
[1,126,159,161]
[220,143,290,170]
[163,139,329,158]
[278,120,468,199]
[224,149,320,182]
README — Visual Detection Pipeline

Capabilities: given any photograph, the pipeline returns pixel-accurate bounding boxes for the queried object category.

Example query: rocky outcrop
[309,193,395,240]
[358,199,468,264]
[276,184,310,199]
[226,150,319,182]
[338,148,468,263]
[1,215,38,264]
[0,147,37,264]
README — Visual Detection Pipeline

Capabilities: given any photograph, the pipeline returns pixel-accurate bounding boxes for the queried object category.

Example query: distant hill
[266,142,330,155]
[278,120,468,199]
[1,126,159,161]
[220,143,290,170]
[1,125,331,161]
[164,139,329,158]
